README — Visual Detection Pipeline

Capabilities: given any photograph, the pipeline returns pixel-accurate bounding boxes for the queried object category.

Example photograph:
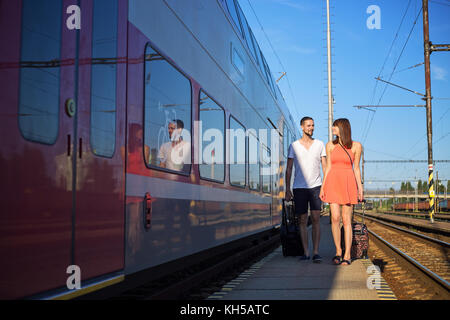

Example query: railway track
[354,213,450,300]
[377,210,450,222]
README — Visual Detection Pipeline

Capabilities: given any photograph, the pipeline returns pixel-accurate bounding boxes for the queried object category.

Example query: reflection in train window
[90,0,118,157]
[144,44,191,174]
[261,145,271,194]
[199,91,225,182]
[229,116,246,188]
[225,0,244,38]
[18,0,62,145]
[248,131,260,191]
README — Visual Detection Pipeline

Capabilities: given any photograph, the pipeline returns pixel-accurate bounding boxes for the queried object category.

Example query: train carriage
[0,0,298,299]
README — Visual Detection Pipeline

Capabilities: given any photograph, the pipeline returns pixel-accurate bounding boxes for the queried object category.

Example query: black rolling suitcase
[341,200,369,260]
[280,199,304,257]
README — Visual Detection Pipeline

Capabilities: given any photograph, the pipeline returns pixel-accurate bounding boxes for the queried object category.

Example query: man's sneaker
[312,254,322,263]
[298,255,310,261]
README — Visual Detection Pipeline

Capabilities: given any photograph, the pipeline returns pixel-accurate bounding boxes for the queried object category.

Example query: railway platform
[207,217,396,300]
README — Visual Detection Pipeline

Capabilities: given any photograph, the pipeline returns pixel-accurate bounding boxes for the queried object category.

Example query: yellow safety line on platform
[51,275,125,300]
[360,259,397,300]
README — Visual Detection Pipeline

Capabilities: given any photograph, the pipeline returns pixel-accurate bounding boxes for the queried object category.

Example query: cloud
[270,0,308,11]
[431,65,447,81]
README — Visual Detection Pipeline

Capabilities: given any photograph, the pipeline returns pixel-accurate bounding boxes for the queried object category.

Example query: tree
[437,180,445,194]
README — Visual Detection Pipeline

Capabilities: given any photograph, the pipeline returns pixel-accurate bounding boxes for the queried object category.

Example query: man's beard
[303,130,313,137]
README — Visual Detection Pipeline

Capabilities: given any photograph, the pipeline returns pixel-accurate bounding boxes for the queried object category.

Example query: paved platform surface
[208,217,396,300]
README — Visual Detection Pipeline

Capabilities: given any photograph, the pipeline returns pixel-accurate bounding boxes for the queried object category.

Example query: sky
[239,0,450,191]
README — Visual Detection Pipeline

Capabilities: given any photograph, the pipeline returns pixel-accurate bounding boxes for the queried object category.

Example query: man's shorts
[293,186,322,215]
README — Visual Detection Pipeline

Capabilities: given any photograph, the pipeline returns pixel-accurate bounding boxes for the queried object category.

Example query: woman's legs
[330,203,342,257]
[341,204,353,263]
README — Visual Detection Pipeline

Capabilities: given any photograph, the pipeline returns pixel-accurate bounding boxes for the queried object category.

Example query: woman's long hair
[332,118,353,149]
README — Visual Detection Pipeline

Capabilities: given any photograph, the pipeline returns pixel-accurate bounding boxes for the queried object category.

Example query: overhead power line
[362,3,423,144]
[360,0,413,143]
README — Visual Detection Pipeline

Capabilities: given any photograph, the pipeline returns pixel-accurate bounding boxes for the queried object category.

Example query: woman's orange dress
[322,145,358,205]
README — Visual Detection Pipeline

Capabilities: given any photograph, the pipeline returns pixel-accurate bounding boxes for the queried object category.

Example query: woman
[320,118,363,266]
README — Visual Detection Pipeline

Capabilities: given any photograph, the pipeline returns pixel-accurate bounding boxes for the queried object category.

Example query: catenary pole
[422,0,434,223]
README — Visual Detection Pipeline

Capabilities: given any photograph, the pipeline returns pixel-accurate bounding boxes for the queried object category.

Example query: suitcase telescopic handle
[359,199,366,224]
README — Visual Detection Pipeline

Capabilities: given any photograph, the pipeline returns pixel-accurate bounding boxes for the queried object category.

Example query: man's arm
[285,158,294,200]
[321,155,327,176]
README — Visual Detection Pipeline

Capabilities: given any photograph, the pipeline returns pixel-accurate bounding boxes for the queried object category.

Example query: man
[158,119,191,172]
[285,117,327,263]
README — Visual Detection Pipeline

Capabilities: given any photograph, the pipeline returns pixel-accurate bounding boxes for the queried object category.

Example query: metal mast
[422,0,434,223]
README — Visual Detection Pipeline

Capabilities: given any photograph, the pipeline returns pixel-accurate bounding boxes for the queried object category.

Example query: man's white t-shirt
[288,139,326,189]
[158,140,191,171]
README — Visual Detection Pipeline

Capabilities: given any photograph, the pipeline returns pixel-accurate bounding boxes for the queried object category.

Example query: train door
[0,0,78,299]
[0,0,127,299]
[74,0,127,282]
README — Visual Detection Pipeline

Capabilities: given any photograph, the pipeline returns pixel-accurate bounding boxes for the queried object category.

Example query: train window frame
[143,42,193,176]
[261,54,277,99]
[234,1,258,65]
[283,122,288,158]
[249,28,262,68]
[90,0,119,159]
[222,0,277,103]
[229,114,247,189]
[224,0,244,38]
[247,130,261,192]
[18,0,62,146]
[198,89,226,184]
[231,43,245,78]
[261,143,271,195]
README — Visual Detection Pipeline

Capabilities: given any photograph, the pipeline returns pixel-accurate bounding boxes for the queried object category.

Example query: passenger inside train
[157,119,191,172]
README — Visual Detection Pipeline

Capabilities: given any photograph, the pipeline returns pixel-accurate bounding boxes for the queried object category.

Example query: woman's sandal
[332,255,342,265]
[341,259,352,266]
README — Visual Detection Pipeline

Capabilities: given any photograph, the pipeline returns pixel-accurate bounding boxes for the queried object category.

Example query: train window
[199,91,225,182]
[235,2,258,64]
[261,145,271,194]
[248,130,260,191]
[144,44,192,174]
[260,53,272,91]
[251,34,268,83]
[229,116,246,188]
[225,0,244,38]
[18,0,62,145]
[283,123,288,158]
[90,0,118,158]
[261,54,277,99]
[249,29,262,68]
[231,45,245,77]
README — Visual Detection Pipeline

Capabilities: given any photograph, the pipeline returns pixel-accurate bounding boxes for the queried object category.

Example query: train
[353,201,373,211]
[392,200,450,212]
[0,0,299,299]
